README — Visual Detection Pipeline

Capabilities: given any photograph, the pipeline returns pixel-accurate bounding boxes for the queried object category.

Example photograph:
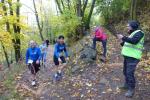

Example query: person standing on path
[92,26,107,62]
[26,40,41,86]
[45,39,50,47]
[53,35,69,81]
[117,20,144,98]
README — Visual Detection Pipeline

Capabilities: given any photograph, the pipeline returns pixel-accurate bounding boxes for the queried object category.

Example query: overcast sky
[20,0,57,26]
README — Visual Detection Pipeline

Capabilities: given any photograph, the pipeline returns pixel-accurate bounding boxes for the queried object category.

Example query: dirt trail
[17,35,150,100]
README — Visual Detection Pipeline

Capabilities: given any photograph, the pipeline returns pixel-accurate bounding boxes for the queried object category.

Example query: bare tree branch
[55,0,63,14]
[33,0,44,41]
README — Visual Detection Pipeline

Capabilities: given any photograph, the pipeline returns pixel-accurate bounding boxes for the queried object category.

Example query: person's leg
[93,37,98,49]
[59,56,66,71]
[28,64,35,81]
[120,57,128,89]
[44,52,47,62]
[30,62,37,86]
[125,57,139,97]
[53,56,60,80]
[53,56,59,66]
[126,57,139,89]
[53,56,60,73]
[101,39,107,57]
[41,53,44,65]
[43,52,47,67]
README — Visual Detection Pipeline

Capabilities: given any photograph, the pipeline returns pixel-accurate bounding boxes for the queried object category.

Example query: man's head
[29,40,36,48]
[58,35,65,44]
[127,20,140,32]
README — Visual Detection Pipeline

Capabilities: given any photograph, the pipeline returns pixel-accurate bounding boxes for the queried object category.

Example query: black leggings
[28,62,40,75]
[53,56,66,65]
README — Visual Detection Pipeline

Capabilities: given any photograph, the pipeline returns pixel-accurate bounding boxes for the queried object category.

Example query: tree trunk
[55,0,63,14]
[130,0,137,20]
[16,0,21,62]
[77,0,82,17]
[61,0,65,9]
[1,0,11,32]
[0,41,10,67]
[85,0,96,29]
[1,0,10,67]
[8,0,21,62]
[33,0,44,41]
[82,0,88,17]
[67,0,70,10]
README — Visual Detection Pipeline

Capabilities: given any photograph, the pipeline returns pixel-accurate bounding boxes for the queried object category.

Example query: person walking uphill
[26,40,41,86]
[39,40,47,66]
[92,26,107,62]
[117,20,144,98]
[53,35,69,81]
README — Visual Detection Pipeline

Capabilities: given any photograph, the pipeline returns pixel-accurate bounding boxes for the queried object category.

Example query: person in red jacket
[92,26,107,61]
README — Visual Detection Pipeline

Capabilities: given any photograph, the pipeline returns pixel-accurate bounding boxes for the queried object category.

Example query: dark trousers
[93,37,107,57]
[28,62,40,75]
[123,56,139,89]
[53,56,66,66]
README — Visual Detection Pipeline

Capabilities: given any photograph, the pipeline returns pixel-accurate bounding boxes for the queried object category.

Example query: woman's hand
[117,34,124,39]
[36,60,40,64]
[58,58,62,63]
[66,57,69,61]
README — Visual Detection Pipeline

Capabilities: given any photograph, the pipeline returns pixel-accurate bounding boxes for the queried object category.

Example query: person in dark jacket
[117,20,144,98]
[45,39,50,47]
[53,35,69,81]
[26,40,41,86]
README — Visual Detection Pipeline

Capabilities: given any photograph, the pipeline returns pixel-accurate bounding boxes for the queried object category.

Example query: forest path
[17,34,150,100]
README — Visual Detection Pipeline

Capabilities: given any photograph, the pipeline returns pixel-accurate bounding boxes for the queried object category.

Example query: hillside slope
[8,33,150,100]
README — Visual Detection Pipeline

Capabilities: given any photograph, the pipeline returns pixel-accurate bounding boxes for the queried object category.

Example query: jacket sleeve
[64,44,69,57]
[122,31,144,44]
[26,49,29,64]
[37,48,41,61]
[95,30,102,38]
[54,44,59,58]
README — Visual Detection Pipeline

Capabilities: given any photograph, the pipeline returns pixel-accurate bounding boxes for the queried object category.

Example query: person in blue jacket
[39,40,47,66]
[26,40,41,86]
[53,35,69,80]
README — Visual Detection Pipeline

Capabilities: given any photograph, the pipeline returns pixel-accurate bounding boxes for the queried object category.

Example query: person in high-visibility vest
[117,20,144,98]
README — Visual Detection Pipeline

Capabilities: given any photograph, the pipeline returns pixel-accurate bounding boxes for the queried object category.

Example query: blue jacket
[26,47,41,64]
[54,43,68,58]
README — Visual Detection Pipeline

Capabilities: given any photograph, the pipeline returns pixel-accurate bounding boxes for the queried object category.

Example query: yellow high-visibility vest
[121,30,144,59]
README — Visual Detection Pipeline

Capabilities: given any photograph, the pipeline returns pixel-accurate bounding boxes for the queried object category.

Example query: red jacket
[95,27,107,40]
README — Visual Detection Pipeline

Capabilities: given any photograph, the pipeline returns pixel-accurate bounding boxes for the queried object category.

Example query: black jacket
[121,31,144,46]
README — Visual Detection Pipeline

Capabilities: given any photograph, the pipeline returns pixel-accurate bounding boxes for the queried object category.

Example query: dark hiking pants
[123,56,140,89]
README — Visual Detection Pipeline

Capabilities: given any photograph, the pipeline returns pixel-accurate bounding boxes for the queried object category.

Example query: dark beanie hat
[128,20,140,30]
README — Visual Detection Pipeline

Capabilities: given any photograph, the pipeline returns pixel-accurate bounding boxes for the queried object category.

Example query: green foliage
[0,0,37,62]
[50,10,81,38]
[96,0,131,24]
